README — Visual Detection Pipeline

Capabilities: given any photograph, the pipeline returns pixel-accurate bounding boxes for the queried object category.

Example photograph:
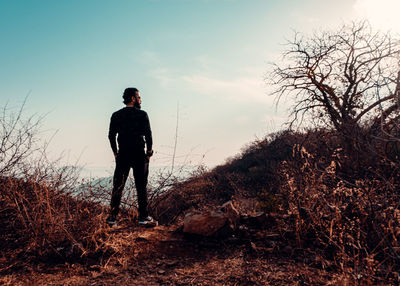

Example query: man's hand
[146,149,153,162]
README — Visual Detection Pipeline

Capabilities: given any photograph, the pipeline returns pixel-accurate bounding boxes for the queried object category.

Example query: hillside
[1,129,399,285]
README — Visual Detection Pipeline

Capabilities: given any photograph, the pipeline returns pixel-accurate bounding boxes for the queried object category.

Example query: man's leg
[109,154,130,219]
[132,152,148,219]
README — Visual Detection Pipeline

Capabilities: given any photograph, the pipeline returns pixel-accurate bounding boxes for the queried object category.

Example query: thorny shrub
[150,130,334,224]
[0,101,121,272]
[280,143,400,283]
[0,100,206,271]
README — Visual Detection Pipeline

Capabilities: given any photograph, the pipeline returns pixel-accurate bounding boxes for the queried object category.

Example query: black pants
[110,150,149,219]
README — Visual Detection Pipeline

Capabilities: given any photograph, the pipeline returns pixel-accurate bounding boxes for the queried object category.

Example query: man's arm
[143,112,153,155]
[108,114,118,157]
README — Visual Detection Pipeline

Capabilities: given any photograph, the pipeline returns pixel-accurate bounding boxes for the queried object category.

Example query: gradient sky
[1,0,397,177]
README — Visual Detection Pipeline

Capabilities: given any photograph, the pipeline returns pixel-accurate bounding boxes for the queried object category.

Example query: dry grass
[278,141,400,283]
[1,101,399,284]
[148,127,400,284]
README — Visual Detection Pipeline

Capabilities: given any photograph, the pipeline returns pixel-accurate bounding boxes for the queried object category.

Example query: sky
[1,0,399,177]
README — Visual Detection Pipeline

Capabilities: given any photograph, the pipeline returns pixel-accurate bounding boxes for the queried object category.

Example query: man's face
[136,92,141,104]
[134,91,142,108]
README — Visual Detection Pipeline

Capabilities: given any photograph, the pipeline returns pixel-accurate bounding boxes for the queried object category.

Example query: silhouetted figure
[106,87,156,227]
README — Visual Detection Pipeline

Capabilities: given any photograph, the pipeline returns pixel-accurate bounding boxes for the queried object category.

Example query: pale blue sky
[1,0,392,176]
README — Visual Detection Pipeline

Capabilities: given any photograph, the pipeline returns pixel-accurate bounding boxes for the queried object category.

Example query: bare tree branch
[268,21,400,136]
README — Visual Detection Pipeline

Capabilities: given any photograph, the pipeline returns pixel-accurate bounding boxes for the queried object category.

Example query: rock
[183,201,240,237]
[183,211,229,236]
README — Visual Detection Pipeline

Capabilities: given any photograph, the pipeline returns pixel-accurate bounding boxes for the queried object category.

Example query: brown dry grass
[148,128,400,284]
[0,222,348,286]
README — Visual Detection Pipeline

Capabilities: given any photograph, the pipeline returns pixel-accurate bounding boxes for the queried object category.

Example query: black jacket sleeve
[108,113,118,154]
[143,112,153,152]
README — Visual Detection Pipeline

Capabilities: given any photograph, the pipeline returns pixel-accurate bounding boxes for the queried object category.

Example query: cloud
[144,63,275,104]
[181,74,274,104]
[141,51,275,104]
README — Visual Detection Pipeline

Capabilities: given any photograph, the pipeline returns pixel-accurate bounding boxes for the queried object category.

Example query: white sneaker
[138,216,158,227]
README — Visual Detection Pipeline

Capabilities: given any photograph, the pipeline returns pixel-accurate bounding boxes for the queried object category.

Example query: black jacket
[108,107,153,154]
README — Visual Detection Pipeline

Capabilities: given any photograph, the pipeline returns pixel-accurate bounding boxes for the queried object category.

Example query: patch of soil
[0,221,346,285]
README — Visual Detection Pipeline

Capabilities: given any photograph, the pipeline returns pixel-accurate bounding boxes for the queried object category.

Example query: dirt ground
[0,222,350,286]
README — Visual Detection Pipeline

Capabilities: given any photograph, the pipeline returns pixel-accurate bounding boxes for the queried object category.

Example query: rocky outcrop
[182,200,280,237]
[183,201,239,237]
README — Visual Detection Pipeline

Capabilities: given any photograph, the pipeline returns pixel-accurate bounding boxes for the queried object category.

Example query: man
[106,87,157,227]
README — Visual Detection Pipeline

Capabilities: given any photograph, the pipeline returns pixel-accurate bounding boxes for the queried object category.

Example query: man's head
[122,87,141,108]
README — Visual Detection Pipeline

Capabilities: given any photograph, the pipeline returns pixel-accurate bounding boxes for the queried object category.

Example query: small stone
[158,269,166,274]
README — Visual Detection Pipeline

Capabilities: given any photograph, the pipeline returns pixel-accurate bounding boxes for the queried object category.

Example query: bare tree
[269,21,400,140]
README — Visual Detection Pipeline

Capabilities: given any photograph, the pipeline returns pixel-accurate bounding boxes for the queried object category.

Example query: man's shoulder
[111,107,128,117]
[131,107,149,117]
[136,108,148,116]
[111,107,148,117]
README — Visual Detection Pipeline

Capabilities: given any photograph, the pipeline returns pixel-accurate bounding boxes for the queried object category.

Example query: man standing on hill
[106,87,157,227]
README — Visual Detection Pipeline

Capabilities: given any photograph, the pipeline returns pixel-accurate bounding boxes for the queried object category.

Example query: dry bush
[148,125,400,283]
[149,167,216,224]
[279,140,400,283]
[0,176,106,262]
[149,130,308,224]
[0,99,213,271]
[0,101,120,272]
